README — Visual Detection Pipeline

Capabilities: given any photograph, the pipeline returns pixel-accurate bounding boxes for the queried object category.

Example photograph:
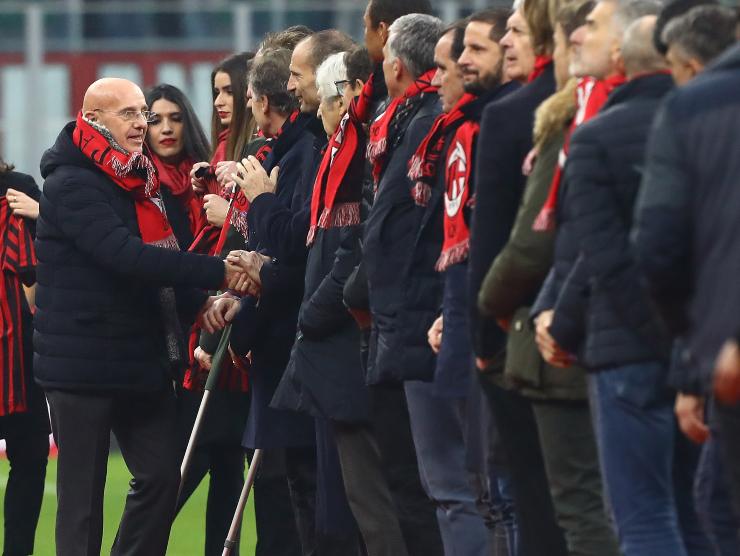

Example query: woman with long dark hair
[145,83,210,248]
[0,157,49,556]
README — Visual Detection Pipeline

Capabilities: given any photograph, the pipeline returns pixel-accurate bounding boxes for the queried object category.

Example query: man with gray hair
[661,4,737,85]
[534,12,714,555]
[362,12,446,556]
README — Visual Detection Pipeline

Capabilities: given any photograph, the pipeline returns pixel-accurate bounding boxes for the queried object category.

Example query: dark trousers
[368,384,444,556]
[716,401,740,535]
[479,378,568,556]
[1,392,49,556]
[333,420,409,556]
[531,400,620,556]
[46,387,180,556]
[176,442,245,556]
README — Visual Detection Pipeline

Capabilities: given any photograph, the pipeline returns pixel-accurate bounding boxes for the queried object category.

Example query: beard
[463,62,503,95]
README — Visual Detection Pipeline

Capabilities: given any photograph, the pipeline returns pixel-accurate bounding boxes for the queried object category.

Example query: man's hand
[675,393,710,444]
[427,316,443,354]
[226,251,270,283]
[535,310,575,368]
[204,194,229,227]
[201,296,241,334]
[232,156,279,202]
[191,162,211,194]
[193,347,213,371]
[6,188,39,220]
[215,161,238,188]
[714,339,740,405]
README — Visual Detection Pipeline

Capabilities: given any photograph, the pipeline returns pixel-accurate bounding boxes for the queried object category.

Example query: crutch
[178,323,233,497]
[222,448,263,556]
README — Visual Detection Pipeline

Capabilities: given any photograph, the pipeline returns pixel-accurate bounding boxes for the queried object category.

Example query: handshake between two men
[205,250,271,335]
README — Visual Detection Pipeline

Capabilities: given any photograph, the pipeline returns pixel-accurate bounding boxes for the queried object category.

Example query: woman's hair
[145,84,211,162]
[344,46,373,85]
[557,0,596,43]
[210,51,256,161]
[524,0,561,56]
[0,156,14,175]
[316,52,349,101]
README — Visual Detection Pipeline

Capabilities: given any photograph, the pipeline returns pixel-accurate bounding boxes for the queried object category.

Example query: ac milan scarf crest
[533,74,626,231]
[407,93,478,270]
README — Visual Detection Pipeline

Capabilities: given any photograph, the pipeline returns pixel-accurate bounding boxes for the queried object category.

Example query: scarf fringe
[411,182,431,207]
[111,152,157,197]
[532,207,556,232]
[230,209,250,241]
[149,234,180,251]
[307,203,361,246]
[435,239,470,272]
[366,137,387,163]
[408,154,424,181]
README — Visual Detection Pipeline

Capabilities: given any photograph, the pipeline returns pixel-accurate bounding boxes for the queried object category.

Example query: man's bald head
[621,15,667,78]
[82,77,149,153]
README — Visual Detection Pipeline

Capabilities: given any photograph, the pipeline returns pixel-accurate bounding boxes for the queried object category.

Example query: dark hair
[662,5,737,64]
[441,20,468,61]
[0,156,14,174]
[654,0,718,54]
[304,30,357,71]
[557,0,595,42]
[145,84,210,163]
[259,25,314,52]
[249,48,299,116]
[344,46,373,84]
[210,51,256,161]
[468,8,511,42]
[366,0,434,28]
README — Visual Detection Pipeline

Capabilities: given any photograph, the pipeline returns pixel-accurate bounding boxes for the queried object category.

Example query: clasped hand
[230,156,279,203]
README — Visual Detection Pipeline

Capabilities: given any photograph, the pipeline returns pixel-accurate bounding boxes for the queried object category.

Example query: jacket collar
[602,72,674,111]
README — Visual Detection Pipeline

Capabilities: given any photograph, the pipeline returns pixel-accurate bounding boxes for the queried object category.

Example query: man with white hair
[36,77,235,555]
[362,12,446,556]
[533,9,713,554]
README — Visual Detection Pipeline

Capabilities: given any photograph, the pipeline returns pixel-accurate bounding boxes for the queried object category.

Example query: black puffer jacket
[534,73,674,370]
[634,45,740,392]
[364,93,441,384]
[34,122,224,391]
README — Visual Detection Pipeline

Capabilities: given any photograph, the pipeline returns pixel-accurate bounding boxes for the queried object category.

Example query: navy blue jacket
[34,122,224,391]
[534,73,674,370]
[634,46,740,392]
[230,114,323,448]
[363,92,442,384]
[468,72,550,360]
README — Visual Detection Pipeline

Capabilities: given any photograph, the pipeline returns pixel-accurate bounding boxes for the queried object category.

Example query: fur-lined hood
[533,78,578,150]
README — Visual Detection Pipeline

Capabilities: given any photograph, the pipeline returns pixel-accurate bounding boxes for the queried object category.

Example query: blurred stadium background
[0,0,514,181]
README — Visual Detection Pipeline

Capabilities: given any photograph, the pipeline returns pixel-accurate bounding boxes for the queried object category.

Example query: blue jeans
[588,362,701,556]
[694,400,740,555]
[405,380,491,556]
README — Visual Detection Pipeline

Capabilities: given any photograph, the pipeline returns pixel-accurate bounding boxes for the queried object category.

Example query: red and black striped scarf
[367,69,438,187]
[0,195,36,415]
[407,93,479,270]
[533,74,626,231]
[306,102,366,246]
[73,112,178,250]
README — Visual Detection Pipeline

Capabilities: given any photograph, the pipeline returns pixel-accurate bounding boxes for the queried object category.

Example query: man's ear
[260,95,270,116]
[393,58,403,82]
[379,21,390,45]
[687,58,704,79]
[83,109,97,121]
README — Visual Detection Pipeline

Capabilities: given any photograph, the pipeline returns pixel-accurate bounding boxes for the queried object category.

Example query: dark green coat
[478,128,586,401]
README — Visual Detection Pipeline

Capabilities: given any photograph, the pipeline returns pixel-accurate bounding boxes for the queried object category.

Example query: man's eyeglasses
[334,79,351,97]
[93,109,157,123]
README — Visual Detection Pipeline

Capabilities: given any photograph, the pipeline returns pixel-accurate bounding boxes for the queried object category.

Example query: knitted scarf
[73,112,178,250]
[528,56,553,82]
[533,74,626,231]
[367,69,438,187]
[152,155,208,238]
[306,103,366,246]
